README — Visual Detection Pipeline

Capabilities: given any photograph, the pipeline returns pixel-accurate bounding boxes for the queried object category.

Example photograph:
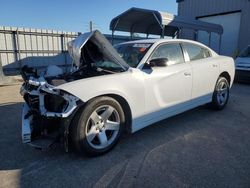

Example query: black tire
[71,96,125,156]
[211,77,230,110]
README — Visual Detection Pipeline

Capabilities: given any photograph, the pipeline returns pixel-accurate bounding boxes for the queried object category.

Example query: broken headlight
[44,93,68,113]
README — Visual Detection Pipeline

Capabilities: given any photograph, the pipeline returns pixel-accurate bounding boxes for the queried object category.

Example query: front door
[142,43,192,122]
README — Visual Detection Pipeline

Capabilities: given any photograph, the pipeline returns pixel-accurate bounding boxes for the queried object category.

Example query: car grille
[24,94,39,110]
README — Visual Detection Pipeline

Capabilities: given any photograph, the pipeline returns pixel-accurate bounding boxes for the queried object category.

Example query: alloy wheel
[85,105,120,149]
[216,80,229,106]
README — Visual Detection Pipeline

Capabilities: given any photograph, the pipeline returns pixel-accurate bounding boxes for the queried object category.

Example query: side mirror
[150,58,168,67]
[143,58,168,69]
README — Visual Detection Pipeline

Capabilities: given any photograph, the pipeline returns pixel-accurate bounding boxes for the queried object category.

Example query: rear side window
[151,43,185,66]
[183,43,211,61]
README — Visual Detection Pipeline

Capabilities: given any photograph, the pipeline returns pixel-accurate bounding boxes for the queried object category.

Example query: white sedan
[20,30,235,156]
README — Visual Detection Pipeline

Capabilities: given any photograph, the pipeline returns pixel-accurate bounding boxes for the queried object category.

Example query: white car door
[182,43,219,100]
[142,43,192,123]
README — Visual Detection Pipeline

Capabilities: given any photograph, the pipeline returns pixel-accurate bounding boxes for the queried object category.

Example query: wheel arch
[104,94,132,134]
[72,93,133,134]
[219,71,231,85]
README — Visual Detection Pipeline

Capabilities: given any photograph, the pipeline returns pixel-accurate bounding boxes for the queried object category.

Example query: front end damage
[20,76,80,151]
[19,30,129,151]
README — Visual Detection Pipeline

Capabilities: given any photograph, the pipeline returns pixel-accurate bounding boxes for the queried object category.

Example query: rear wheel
[71,96,125,156]
[211,77,230,110]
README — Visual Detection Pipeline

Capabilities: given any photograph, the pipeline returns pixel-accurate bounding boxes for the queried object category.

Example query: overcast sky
[0,0,178,34]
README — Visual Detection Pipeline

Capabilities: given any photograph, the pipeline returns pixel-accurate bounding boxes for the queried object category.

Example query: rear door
[182,43,219,100]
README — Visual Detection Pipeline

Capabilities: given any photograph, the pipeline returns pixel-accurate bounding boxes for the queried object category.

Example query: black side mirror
[150,58,168,67]
[143,58,168,69]
[143,62,152,69]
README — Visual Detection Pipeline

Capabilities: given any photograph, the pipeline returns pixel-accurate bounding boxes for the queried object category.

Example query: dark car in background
[235,45,250,83]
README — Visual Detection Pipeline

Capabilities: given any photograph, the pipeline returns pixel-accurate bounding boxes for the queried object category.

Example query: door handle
[184,72,191,76]
[212,64,218,67]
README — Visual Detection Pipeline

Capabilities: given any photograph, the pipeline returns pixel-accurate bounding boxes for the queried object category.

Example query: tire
[211,77,230,110]
[71,96,125,156]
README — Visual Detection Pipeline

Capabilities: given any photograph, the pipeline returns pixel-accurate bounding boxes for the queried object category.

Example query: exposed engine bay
[21,38,119,86]
[20,30,128,151]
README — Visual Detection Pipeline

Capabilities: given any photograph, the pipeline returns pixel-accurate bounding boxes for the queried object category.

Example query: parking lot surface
[0,83,250,188]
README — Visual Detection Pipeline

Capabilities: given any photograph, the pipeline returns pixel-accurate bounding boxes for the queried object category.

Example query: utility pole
[89,21,93,32]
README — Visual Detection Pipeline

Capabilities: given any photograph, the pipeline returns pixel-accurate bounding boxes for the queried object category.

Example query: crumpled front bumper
[22,103,32,143]
[20,76,80,146]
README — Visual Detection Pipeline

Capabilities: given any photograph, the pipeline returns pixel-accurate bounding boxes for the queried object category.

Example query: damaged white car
[20,30,235,156]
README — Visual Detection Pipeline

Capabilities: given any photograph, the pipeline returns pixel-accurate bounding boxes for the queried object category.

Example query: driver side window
[151,43,185,66]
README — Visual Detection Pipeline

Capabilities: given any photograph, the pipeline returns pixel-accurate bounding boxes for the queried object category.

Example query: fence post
[60,34,66,71]
[16,29,22,69]
[12,31,19,66]
[0,55,12,85]
[12,29,22,72]
[0,55,4,80]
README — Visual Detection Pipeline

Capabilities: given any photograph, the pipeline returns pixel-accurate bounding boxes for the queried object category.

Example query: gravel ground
[0,83,250,188]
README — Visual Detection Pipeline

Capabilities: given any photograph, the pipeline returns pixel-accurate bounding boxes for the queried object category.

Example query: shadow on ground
[0,84,250,188]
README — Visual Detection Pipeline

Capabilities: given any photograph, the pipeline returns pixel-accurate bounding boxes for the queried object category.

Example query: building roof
[110,7,223,36]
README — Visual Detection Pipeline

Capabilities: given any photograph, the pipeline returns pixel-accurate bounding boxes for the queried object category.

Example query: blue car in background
[235,45,250,82]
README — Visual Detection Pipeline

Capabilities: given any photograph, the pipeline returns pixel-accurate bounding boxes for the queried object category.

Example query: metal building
[110,7,223,52]
[110,7,223,38]
[177,0,250,56]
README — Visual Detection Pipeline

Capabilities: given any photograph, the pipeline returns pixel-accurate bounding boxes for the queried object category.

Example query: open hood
[67,30,129,71]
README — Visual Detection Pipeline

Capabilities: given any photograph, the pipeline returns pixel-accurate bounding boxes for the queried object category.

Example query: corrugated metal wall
[178,0,250,52]
[0,26,78,75]
[0,26,133,76]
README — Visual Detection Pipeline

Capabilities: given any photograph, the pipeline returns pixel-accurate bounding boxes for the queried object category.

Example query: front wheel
[211,77,230,110]
[71,96,125,156]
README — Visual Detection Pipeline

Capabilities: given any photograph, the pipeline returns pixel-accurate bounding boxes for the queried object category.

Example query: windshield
[114,43,152,67]
[239,46,250,58]
[92,60,124,72]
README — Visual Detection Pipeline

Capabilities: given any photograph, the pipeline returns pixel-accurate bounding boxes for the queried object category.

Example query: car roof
[117,38,218,57]
[119,38,206,46]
